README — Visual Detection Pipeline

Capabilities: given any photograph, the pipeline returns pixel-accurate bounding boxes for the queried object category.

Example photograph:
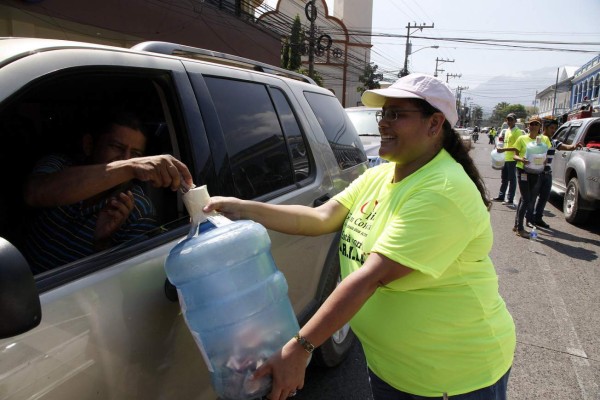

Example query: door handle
[313,194,330,207]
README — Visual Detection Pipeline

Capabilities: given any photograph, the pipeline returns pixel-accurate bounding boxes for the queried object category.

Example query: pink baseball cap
[361,73,459,126]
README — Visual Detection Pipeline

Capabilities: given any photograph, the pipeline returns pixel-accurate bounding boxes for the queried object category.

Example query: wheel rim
[331,275,350,345]
[565,184,576,216]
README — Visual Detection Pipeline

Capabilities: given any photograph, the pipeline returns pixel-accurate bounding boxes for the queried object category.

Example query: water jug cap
[183,185,213,224]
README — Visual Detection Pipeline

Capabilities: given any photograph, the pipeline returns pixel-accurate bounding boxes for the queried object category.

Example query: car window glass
[269,88,311,182]
[303,91,366,169]
[0,71,189,276]
[204,77,294,198]
[347,109,380,136]
[563,127,578,145]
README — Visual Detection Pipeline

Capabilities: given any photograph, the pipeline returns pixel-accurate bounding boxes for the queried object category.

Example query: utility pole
[434,58,454,78]
[306,0,317,78]
[400,22,435,77]
[551,67,560,117]
[446,73,461,83]
[456,86,469,126]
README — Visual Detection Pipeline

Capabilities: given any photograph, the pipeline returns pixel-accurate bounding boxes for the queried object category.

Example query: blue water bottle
[164,186,300,400]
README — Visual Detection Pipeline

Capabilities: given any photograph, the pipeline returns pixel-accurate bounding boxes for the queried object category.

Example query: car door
[552,122,581,190]
[182,61,339,319]
[0,46,219,399]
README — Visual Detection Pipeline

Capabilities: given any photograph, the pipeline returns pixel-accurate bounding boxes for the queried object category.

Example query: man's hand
[127,155,193,191]
[94,190,135,248]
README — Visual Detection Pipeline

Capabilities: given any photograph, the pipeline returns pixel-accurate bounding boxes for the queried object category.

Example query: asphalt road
[294,139,600,400]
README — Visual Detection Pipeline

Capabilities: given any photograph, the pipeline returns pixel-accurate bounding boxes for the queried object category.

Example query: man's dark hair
[89,110,145,140]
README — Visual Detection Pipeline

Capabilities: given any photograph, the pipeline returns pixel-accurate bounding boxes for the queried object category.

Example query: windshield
[346,109,380,136]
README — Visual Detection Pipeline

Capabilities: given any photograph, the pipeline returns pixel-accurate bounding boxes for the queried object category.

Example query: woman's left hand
[253,339,310,400]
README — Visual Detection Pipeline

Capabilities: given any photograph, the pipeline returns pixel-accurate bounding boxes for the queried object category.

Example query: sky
[263,0,600,113]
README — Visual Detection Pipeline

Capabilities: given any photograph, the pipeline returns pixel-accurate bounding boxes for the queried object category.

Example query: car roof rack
[131,41,316,85]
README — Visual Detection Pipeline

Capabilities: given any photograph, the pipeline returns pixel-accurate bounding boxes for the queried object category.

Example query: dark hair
[89,110,145,140]
[410,99,491,209]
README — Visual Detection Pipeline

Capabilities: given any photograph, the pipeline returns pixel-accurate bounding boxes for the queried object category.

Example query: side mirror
[0,237,41,338]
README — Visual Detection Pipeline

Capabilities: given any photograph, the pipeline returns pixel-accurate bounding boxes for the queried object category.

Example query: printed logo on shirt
[339,198,379,265]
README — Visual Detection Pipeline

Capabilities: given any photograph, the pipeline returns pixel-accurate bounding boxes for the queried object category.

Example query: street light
[399,45,439,77]
[411,45,439,55]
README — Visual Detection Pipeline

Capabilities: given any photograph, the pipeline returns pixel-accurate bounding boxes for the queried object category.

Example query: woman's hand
[253,339,310,400]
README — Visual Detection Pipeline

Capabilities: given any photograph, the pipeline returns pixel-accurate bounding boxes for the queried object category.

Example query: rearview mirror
[0,237,42,338]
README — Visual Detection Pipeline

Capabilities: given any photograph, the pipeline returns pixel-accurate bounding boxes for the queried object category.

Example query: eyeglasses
[375,109,422,122]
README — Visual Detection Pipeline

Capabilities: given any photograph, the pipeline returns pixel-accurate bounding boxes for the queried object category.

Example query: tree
[281,15,303,71]
[357,63,383,94]
[490,102,527,126]
[525,106,539,116]
[472,105,483,125]
[298,67,323,86]
[281,38,290,69]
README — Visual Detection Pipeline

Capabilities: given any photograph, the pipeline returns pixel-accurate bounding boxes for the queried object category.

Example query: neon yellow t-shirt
[514,134,552,170]
[333,150,515,397]
[503,127,523,161]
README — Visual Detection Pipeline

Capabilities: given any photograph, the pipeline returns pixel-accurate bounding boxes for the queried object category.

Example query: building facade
[571,55,600,111]
[0,0,281,65]
[535,66,578,118]
[258,0,373,107]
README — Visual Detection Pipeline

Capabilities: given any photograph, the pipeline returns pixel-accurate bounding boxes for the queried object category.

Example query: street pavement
[295,138,600,400]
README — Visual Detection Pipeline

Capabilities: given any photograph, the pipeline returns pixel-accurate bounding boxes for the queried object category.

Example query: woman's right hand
[203,196,245,220]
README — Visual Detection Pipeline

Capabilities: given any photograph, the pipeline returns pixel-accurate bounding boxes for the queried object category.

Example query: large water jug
[491,148,505,170]
[165,186,300,400]
[524,136,548,174]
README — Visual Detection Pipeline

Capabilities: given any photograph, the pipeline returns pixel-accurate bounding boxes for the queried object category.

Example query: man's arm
[24,155,193,208]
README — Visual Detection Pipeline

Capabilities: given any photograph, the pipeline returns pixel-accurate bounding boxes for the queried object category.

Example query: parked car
[455,128,473,150]
[496,128,507,146]
[0,38,368,399]
[550,117,600,224]
[345,106,386,167]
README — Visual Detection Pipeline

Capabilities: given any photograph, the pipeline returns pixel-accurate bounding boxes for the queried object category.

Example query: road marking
[529,239,599,399]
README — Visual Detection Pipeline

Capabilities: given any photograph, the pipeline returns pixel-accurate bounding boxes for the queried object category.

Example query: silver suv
[0,38,367,399]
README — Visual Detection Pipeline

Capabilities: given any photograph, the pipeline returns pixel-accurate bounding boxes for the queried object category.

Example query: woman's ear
[429,112,445,136]
[82,133,93,157]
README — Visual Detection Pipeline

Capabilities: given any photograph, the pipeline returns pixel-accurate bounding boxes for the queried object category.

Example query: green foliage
[490,102,527,126]
[284,15,302,71]
[357,63,383,94]
[281,38,290,69]
[298,67,323,86]
[472,106,483,124]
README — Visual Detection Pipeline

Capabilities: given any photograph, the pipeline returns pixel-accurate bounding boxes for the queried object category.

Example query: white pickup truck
[551,117,600,224]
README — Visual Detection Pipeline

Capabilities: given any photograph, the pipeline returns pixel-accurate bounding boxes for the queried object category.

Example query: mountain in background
[467,66,567,116]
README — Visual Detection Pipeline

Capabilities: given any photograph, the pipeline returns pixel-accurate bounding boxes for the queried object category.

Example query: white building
[258,0,373,107]
[535,66,578,118]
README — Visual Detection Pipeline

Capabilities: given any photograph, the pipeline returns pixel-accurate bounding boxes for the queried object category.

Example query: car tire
[564,177,589,224]
[311,255,355,368]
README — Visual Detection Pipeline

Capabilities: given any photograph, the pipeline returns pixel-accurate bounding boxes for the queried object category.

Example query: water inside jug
[164,186,300,400]
[524,136,547,174]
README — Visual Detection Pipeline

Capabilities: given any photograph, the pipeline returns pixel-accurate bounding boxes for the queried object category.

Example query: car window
[303,91,367,169]
[270,88,311,182]
[346,109,380,137]
[0,69,191,279]
[556,126,579,145]
[204,77,297,198]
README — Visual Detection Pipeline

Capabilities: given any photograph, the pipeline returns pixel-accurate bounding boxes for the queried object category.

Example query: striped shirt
[25,154,157,273]
[544,138,563,172]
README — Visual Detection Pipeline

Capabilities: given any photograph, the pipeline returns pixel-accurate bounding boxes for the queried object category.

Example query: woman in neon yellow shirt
[204,74,516,400]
